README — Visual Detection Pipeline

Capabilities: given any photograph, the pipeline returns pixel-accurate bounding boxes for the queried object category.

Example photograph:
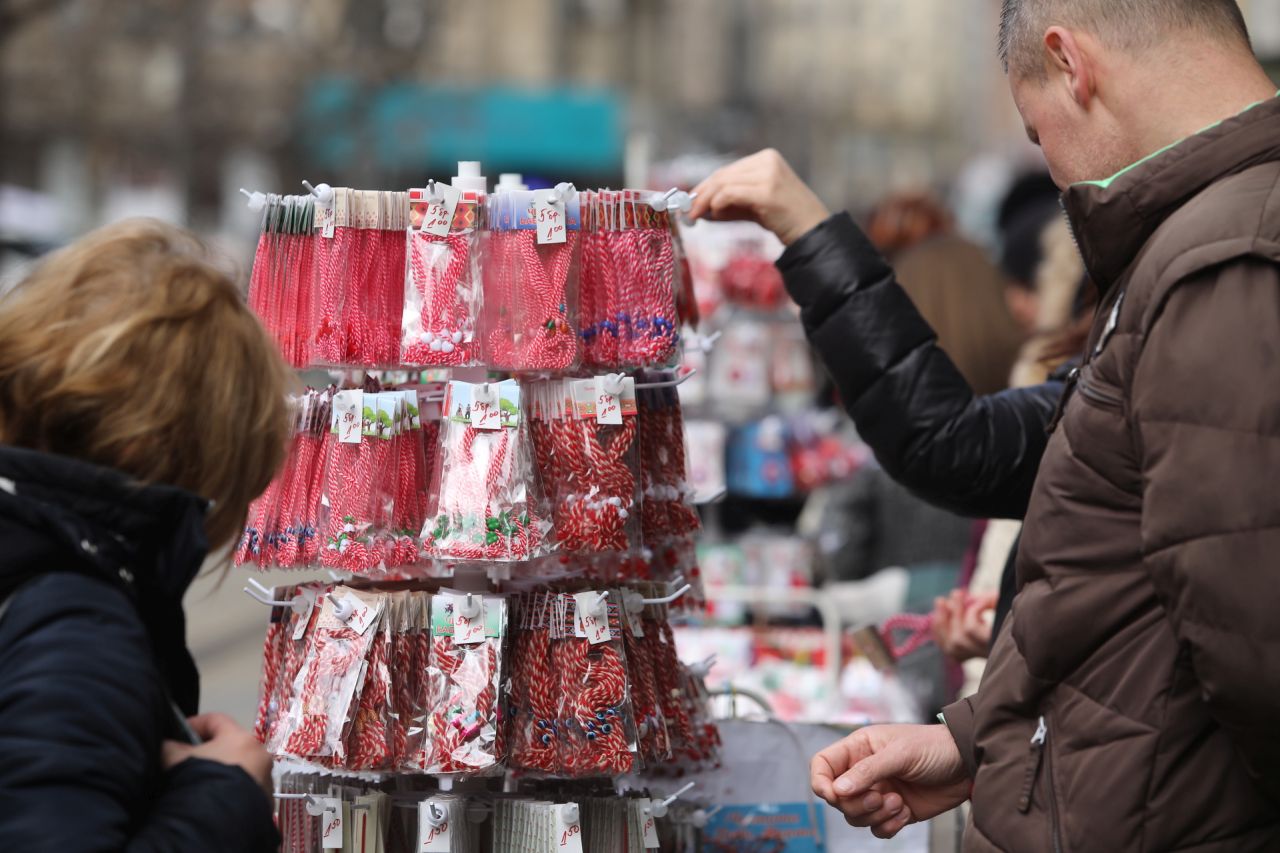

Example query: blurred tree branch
[0,0,75,43]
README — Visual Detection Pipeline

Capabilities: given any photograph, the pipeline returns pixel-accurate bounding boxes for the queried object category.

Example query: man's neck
[1119,46,1277,160]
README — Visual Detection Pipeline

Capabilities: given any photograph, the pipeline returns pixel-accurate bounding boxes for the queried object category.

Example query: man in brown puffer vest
[694,1,1280,850]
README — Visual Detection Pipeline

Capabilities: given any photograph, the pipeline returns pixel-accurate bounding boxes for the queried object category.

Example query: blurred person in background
[0,220,288,850]
[934,211,1090,679]
[805,191,1020,714]
[695,0,1280,847]
[994,171,1063,338]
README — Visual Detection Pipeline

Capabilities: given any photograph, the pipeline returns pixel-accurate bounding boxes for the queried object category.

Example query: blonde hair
[0,219,293,549]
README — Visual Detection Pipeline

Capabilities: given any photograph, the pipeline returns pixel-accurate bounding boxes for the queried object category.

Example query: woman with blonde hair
[0,219,291,850]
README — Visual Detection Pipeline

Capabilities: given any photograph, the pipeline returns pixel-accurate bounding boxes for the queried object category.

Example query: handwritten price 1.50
[561,823,581,847]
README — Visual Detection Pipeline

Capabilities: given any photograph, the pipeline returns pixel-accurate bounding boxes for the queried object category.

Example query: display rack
[237,164,742,853]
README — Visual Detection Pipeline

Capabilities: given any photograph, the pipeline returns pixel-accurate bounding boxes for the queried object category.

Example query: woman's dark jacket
[0,445,279,852]
[776,213,1066,634]
[778,213,1063,521]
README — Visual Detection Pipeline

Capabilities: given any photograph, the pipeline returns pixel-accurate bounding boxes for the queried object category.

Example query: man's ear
[1043,26,1094,109]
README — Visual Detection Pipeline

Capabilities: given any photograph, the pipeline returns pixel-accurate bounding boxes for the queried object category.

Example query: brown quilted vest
[946,97,1280,852]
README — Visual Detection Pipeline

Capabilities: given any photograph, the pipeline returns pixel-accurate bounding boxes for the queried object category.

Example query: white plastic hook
[669,190,694,213]
[425,179,443,204]
[647,782,697,818]
[687,654,717,679]
[582,591,609,618]
[242,585,308,614]
[239,188,267,211]
[690,805,722,828]
[547,182,577,205]
[689,330,722,354]
[641,583,692,607]
[302,180,334,204]
[634,368,697,390]
[649,188,680,211]
[456,593,482,621]
[332,595,356,622]
[602,372,626,396]
[424,802,448,828]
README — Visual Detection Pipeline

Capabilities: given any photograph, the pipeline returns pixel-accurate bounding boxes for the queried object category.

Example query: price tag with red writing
[292,595,315,641]
[418,801,452,852]
[332,390,363,445]
[637,800,661,848]
[471,383,501,430]
[450,594,485,646]
[533,189,568,245]
[555,804,584,853]
[320,798,343,848]
[419,182,462,237]
[573,592,612,645]
[594,376,623,426]
[338,589,380,636]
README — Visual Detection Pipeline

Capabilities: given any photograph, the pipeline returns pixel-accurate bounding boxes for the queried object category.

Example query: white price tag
[638,800,661,848]
[420,183,462,237]
[333,390,363,445]
[320,798,344,848]
[451,595,485,646]
[315,199,336,239]
[292,595,315,641]
[339,590,380,636]
[471,384,501,430]
[593,376,623,426]
[533,189,568,245]
[418,801,453,852]
[624,600,645,639]
[573,592,612,645]
[555,805,584,853]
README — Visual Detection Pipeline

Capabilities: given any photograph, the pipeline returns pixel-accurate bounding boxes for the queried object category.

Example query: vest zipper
[1018,716,1065,851]
[1017,716,1047,813]
[1047,369,1080,434]
[1044,719,1065,853]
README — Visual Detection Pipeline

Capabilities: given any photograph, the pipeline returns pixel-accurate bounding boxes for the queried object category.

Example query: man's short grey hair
[999,0,1252,77]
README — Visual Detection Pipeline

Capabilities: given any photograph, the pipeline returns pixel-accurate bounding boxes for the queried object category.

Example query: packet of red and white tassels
[319,390,402,574]
[549,590,640,778]
[311,189,409,368]
[421,380,551,563]
[507,591,562,775]
[524,378,643,575]
[636,383,702,546]
[236,389,333,569]
[480,187,582,371]
[619,587,672,767]
[401,182,484,367]
[271,587,385,765]
[247,194,319,369]
[579,190,682,371]
[421,591,508,775]
[254,583,325,745]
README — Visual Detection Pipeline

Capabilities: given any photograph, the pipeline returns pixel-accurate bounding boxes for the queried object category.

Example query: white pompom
[441,341,455,354]
[430,340,443,352]
[451,331,463,344]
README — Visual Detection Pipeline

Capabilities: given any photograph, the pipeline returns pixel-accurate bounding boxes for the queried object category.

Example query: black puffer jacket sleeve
[0,573,279,853]
[778,213,1062,520]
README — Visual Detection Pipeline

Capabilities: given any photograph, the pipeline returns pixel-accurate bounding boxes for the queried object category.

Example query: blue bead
[602,723,613,734]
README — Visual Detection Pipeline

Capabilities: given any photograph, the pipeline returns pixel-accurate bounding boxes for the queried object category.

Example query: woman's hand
[690,149,832,246]
[162,713,272,796]
[932,590,998,663]
[811,724,971,838]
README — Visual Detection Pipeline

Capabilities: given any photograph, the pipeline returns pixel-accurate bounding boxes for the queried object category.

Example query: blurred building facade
[2,0,1279,248]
